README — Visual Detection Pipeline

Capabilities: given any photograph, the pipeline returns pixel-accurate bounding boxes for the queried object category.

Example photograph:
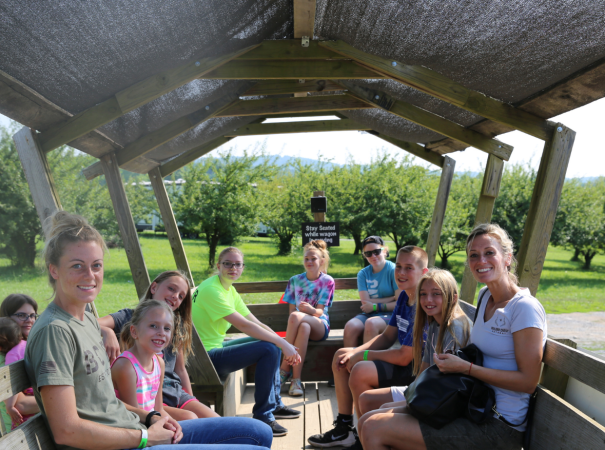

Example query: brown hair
[218,247,244,264]
[396,245,429,269]
[0,317,22,353]
[0,294,38,319]
[120,300,174,352]
[142,271,193,359]
[465,223,518,286]
[42,211,107,292]
[412,269,471,376]
[303,240,330,273]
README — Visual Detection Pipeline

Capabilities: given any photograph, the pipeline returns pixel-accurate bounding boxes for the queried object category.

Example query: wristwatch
[145,410,162,428]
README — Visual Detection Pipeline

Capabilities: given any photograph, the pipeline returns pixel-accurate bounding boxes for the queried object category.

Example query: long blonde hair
[120,300,174,352]
[142,271,193,359]
[303,240,330,273]
[412,269,471,375]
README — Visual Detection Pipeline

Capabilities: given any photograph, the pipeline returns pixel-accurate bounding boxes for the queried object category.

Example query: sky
[2,96,604,178]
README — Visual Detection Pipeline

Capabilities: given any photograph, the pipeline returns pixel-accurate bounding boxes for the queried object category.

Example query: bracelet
[468,363,473,376]
[138,429,148,449]
[377,303,381,312]
[363,350,369,361]
[145,410,161,428]
[372,303,377,312]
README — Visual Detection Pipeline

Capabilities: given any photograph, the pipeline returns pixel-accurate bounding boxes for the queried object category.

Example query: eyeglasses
[221,262,245,269]
[11,313,39,322]
[363,249,383,258]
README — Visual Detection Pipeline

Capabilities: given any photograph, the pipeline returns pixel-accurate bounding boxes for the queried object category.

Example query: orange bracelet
[468,363,473,375]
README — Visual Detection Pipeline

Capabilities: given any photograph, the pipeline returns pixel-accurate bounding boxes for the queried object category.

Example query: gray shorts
[419,416,523,450]
[352,312,392,325]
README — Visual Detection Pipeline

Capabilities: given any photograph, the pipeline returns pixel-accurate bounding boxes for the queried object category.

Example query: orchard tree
[437,173,480,268]
[552,179,605,270]
[175,148,276,268]
[0,126,42,267]
[365,153,436,251]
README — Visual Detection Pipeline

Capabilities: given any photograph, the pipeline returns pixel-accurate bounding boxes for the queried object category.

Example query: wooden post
[12,127,62,236]
[148,167,194,287]
[517,124,575,295]
[425,156,455,267]
[540,338,577,398]
[313,190,326,222]
[100,153,150,297]
[459,155,504,303]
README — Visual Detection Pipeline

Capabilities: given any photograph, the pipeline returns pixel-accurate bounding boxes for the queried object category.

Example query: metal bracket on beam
[301,36,310,47]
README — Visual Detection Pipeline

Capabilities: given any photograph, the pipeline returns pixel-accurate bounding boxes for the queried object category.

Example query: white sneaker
[289,378,303,396]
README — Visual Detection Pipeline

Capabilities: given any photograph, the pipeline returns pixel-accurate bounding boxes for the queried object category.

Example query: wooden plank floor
[237,382,349,450]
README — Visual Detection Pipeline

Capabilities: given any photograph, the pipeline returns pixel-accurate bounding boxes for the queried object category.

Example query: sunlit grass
[1,234,604,316]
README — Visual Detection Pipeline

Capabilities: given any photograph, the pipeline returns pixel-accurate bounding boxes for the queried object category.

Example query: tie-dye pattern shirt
[283,272,335,330]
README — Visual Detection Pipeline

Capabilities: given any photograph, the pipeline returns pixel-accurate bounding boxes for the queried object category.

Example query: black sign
[302,222,340,246]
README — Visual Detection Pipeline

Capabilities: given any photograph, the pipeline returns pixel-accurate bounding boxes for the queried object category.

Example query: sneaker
[307,418,356,447]
[342,436,363,450]
[265,420,288,437]
[289,378,303,396]
[279,369,291,385]
[273,405,301,419]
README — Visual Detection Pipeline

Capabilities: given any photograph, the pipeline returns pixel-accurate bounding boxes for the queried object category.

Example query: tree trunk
[440,254,450,269]
[277,233,294,255]
[571,248,580,262]
[352,231,362,255]
[208,234,220,268]
[582,251,596,270]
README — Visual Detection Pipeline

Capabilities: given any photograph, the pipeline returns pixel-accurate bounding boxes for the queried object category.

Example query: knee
[344,319,364,335]
[332,347,350,371]
[180,409,198,421]
[364,317,383,334]
[298,321,311,336]
[360,415,382,447]
[258,341,281,359]
[349,362,373,391]
[358,391,371,413]
[288,311,305,327]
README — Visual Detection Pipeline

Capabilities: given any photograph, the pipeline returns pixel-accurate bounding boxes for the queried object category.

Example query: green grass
[1,234,604,316]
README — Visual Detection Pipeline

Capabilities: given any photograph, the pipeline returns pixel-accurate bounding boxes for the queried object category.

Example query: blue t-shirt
[388,291,417,347]
[357,260,398,299]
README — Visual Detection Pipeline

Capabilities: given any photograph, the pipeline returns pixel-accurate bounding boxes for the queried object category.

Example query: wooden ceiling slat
[225,119,369,136]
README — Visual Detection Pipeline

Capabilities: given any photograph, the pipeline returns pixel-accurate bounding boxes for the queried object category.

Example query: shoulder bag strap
[473,289,488,324]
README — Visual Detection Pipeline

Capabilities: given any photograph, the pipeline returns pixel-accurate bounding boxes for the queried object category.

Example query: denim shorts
[352,311,392,325]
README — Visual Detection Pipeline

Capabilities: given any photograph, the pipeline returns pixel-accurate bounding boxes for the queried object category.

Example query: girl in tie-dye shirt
[279,240,335,396]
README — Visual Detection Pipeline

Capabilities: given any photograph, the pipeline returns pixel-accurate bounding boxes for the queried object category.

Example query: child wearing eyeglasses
[279,240,335,397]
[343,236,401,348]
[0,293,40,429]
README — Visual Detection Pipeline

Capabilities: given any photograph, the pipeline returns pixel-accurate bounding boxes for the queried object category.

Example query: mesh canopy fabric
[1,1,604,171]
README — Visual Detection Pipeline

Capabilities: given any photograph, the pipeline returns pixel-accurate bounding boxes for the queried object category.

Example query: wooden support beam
[256,111,341,119]
[517,124,575,295]
[371,132,445,168]
[37,45,258,153]
[148,167,194,287]
[100,153,150,297]
[159,136,233,178]
[294,0,316,39]
[201,60,384,80]
[425,156,456,267]
[216,94,373,117]
[320,40,554,141]
[540,338,577,398]
[340,81,513,160]
[81,93,241,180]
[225,119,368,137]
[459,155,504,303]
[243,80,343,96]
[13,127,62,236]
[236,40,342,60]
[313,190,326,222]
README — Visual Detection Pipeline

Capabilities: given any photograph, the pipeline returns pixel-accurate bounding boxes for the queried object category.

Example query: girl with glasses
[343,236,401,348]
[192,246,302,437]
[0,293,40,429]
[279,240,335,397]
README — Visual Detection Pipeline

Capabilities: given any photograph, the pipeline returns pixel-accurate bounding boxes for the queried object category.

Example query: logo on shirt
[367,279,379,298]
[491,312,510,335]
[396,316,409,334]
[84,345,105,375]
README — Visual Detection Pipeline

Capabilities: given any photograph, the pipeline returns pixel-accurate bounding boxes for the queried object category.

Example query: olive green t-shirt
[191,275,251,351]
[24,302,143,450]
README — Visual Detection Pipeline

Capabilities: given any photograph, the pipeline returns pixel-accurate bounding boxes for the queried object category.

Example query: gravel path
[547,312,605,356]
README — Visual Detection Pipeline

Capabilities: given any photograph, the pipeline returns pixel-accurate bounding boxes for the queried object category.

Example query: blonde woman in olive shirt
[192,247,301,437]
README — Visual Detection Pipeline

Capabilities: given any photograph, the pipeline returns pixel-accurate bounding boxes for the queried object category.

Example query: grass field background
[1,234,604,317]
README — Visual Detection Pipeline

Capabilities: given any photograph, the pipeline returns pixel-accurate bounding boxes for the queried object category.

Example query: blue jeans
[209,341,284,423]
[129,417,272,449]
